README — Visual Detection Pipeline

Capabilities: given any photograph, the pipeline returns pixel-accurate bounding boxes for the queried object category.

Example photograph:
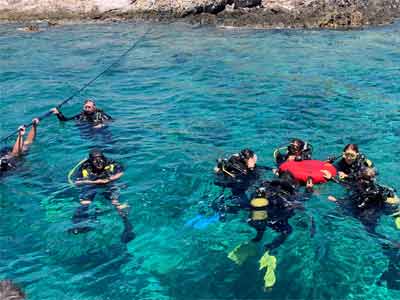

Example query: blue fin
[184,214,204,227]
[192,214,219,230]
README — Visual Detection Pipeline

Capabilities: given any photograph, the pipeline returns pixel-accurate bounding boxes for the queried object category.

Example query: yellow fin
[228,242,257,265]
[395,217,400,230]
[259,251,277,289]
[263,265,277,288]
[259,251,276,270]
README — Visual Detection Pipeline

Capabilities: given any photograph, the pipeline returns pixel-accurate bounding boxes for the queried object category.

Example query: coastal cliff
[1,0,400,28]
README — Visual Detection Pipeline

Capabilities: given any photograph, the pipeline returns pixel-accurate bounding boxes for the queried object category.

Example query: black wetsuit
[213,155,262,214]
[248,179,303,251]
[335,155,373,182]
[71,158,134,242]
[77,159,123,202]
[345,179,397,234]
[0,147,17,175]
[274,146,312,166]
[56,109,112,125]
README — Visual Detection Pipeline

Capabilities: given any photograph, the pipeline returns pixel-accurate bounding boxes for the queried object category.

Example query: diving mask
[343,152,358,160]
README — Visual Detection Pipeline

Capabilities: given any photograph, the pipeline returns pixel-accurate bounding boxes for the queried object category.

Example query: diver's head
[83,99,96,114]
[360,167,376,182]
[89,149,106,171]
[239,148,257,170]
[0,156,9,172]
[288,139,305,155]
[0,280,25,300]
[342,144,359,165]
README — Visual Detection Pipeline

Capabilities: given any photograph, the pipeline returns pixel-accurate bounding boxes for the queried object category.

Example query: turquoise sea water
[1,21,400,299]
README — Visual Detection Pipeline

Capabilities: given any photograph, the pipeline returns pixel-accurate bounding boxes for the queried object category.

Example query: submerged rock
[0,0,400,28]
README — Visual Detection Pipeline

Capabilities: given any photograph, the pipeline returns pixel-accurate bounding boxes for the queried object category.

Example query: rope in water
[0,26,152,143]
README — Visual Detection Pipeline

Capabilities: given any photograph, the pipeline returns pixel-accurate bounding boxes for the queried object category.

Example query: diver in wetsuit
[213,149,261,218]
[329,167,400,289]
[51,99,112,128]
[0,118,39,176]
[70,149,135,243]
[343,167,398,235]
[273,138,312,166]
[333,144,374,182]
[247,172,303,251]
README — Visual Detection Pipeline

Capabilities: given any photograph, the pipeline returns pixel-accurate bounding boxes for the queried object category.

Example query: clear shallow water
[0,21,400,300]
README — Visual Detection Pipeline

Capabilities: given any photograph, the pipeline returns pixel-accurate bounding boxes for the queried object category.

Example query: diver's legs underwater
[105,185,135,243]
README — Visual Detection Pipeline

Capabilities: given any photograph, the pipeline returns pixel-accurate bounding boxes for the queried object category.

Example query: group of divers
[1,100,400,289]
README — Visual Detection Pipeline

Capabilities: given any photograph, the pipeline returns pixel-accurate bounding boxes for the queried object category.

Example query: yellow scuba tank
[250,197,269,221]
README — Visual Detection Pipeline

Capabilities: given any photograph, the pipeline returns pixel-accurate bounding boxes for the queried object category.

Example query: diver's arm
[23,118,39,151]
[101,111,113,121]
[11,126,25,156]
[78,172,124,185]
[51,107,80,121]
[108,171,123,182]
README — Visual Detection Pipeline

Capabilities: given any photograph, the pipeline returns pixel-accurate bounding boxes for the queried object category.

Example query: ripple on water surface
[0,22,400,300]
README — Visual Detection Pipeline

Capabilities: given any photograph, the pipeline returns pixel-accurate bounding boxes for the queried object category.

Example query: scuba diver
[330,144,374,182]
[329,167,399,235]
[228,172,306,289]
[69,149,135,243]
[327,167,400,289]
[247,172,303,248]
[213,149,262,219]
[273,138,312,166]
[0,118,39,175]
[51,99,112,128]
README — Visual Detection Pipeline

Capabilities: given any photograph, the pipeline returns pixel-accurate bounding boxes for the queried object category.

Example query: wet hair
[0,280,25,300]
[360,167,376,181]
[89,149,105,160]
[288,139,305,154]
[239,149,255,161]
[84,99,96,106]
[343,144,359,153]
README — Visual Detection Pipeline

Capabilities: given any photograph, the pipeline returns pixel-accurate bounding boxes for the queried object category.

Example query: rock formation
[1,0,400,28]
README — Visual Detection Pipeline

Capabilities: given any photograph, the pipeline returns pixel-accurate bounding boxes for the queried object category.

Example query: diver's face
[83,101,96,114]
[92,156,106,170]
[246,155,257,169]
[343,150,358,165]
[289,142,302,155]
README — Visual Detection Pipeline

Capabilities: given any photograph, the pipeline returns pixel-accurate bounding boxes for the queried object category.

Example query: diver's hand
[92,178,110,185]
[75,180,92,185]
[18,126,26,136]
[327,195,337,202]
[32,118,40,126]
[306,178,314,189]
[321,169,332,180]
[338,172,348,180]
[93,123,104,129]
[50,107,60,115]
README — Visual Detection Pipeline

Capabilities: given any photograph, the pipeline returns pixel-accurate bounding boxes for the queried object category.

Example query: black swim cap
[89,149,105,160]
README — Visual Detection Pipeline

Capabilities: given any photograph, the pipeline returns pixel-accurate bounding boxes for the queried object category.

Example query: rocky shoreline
[1,0,400,29]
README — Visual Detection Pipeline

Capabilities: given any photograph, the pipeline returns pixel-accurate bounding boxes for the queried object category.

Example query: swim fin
[227,241,258,265]
[259,251,277,289]
[395,217,400,230]
[121,216,135,243]
[185,214,219,230]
